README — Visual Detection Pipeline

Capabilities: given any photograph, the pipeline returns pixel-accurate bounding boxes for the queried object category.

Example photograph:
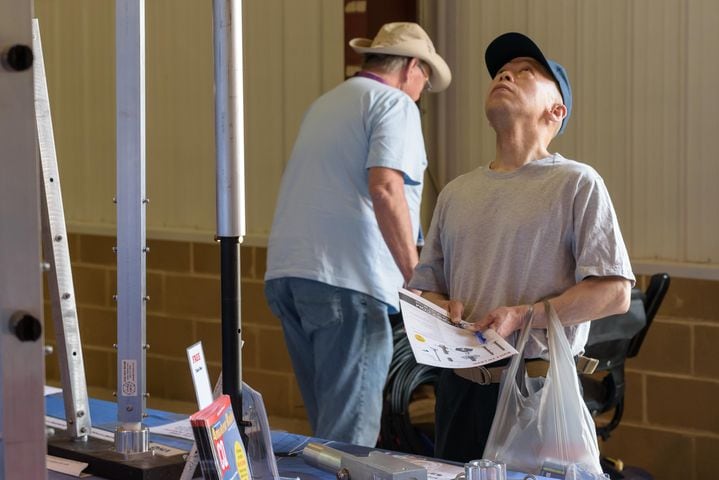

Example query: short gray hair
[361,53,409,74]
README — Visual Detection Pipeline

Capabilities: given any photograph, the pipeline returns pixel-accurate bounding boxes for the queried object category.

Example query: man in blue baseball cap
[484,32,572,136]
[408,32,634,462]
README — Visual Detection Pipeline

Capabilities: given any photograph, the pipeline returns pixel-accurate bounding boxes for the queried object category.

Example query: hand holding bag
[483,300,603,476]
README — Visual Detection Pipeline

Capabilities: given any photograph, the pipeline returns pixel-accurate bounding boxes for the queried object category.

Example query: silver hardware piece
[114,424,150,454]
[463,459,506,480]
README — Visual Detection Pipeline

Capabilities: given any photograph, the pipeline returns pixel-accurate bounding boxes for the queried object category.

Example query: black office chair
[581,273,671,441]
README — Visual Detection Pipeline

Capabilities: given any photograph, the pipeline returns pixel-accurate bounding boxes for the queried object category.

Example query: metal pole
[0,0,47,476]
[34,19,92,441]
[115,0,150,454]
[213,0,245,423]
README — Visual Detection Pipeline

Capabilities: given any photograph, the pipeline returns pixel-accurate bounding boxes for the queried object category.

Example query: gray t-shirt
[409,154,635,358]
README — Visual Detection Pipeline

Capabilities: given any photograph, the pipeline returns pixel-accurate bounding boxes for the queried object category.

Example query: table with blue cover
[45,393,553,480]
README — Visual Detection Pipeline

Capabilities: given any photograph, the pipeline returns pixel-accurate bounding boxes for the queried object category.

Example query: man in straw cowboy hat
[265,23,451,446]
[409,32,634,462]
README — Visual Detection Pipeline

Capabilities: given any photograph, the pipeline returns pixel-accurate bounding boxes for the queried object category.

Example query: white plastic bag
[483,300,602,476]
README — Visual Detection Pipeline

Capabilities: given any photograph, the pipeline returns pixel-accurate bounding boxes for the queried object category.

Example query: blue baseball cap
[485,32,572,135]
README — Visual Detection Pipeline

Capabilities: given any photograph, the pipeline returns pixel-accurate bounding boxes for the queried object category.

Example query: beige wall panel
[320,0,344,92]
[34,0,344,245]
[439,0,478,183]
[687,0,719,263]
[35,0,116,229]
[146,0,215,236]
[629,0,685,261]
[573,1,633,248]
[283,0,323,155]
[246,0,344,243]
[244,0,286,244]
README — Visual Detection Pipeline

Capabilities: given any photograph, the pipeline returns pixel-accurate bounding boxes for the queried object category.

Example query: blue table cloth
[45,393,553,480]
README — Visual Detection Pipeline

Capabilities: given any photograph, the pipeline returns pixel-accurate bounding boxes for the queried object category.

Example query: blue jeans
[264,277,392,447]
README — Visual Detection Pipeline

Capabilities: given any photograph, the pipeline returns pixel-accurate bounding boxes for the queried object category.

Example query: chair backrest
[583,288,646,371]
[581,273,671,440]
[627,273,671,358]
[583,273,671,370]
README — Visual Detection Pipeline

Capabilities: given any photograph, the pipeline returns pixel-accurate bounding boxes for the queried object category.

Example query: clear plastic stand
[241,382,281,480]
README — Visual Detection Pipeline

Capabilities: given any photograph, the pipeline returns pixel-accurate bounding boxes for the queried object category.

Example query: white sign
[186,341,213,409]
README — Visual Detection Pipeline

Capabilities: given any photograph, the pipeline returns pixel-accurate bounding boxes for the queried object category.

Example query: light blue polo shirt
[265,76,427,312]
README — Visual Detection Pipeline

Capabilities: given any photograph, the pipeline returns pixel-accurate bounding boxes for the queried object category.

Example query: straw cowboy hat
[349,22,452,92]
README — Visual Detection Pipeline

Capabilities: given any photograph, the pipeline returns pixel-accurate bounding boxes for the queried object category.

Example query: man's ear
[400,57,416,84]
[548,103,567,123]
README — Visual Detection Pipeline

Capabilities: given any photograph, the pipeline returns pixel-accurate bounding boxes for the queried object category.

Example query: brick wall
[44,233,300,420]
[46,243,719,478]
[600,275,719,478]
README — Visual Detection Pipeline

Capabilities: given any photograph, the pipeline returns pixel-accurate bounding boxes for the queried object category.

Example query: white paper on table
[44,385,62,396]
[45,416,115,442]
[398,288,517,368]
[148,441,188,457]
[149,418,194,441]
[392,454,463,480]
[47,454,91,477]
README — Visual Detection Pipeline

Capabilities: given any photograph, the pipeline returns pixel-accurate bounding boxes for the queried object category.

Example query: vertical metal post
[0,0,48,477]
[213,0,245,423]
[34,19,93,442]
[115,0,150,453]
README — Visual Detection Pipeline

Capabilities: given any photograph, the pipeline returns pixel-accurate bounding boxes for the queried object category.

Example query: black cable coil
[377,322,441,457]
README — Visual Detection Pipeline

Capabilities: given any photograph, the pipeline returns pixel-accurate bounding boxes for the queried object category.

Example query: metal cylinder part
[114,423,149,454]
[302,442,343,472]
[464,459,506,480]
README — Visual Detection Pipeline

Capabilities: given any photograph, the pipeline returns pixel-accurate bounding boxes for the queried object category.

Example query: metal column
[0,0,48,477]
[115,0,150,453]
[213,0,246,423]
[34,19,93,442]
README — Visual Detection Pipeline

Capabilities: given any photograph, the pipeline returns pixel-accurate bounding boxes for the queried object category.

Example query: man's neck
[360,68,402,89]
[490,123,552,172]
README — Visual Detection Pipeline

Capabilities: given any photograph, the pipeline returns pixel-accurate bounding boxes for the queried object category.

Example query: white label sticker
[150,442,188,457]
[186,342,213,409]
[121,359,138,396]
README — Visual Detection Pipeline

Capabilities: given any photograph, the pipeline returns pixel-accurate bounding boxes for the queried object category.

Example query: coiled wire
[378,323,440,456]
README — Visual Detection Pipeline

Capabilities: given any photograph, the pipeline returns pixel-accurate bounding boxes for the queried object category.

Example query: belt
[454,355,598,385]
[454,360,550,385]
